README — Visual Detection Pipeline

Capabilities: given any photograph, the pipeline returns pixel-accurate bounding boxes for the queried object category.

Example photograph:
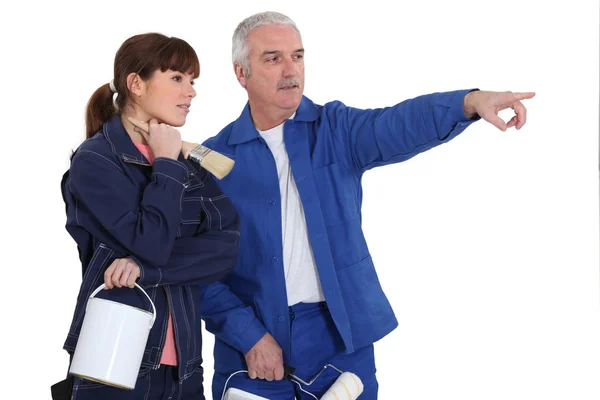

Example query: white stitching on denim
[72,377,105,390]
[177,188,186,234]
[148,288,169,366]
[188,286,197,356]
[155,300,168,362]
[72,246,114,328]
[200,200,212,230]
[143,367,151,400]
[185,354,204,366]
[182,194,227,201]
[184,176,205,189]
[168,374,177,399]
[167,286,182,380]
[153,172,188,187]
[176,380,183,400]
[154,158,189,173]
[178,288,192,351]
[209,198,223,230]
[181,364,203,381]
[179,186,185,209]
[76,150,124,174]
[156,266,163,286]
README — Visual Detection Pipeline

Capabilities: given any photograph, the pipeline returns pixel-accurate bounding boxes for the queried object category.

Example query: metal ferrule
[188,145,211,164]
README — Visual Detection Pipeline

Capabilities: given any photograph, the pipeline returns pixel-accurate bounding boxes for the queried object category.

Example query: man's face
[238,24,305,113]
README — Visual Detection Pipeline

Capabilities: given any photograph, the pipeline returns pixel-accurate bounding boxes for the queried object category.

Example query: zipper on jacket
[153,287,170,370]
[165,286,183,378]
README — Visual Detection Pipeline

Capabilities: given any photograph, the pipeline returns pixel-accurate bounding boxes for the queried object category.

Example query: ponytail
[85,83,116,139]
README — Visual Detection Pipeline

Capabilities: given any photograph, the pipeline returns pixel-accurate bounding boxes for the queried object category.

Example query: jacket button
[183,176,189,182]
[272,257,278,263]
[278,316,285,322]
[269,198,276,205]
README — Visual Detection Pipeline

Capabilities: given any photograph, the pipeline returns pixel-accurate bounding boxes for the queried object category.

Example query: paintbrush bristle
[199,147,235,180]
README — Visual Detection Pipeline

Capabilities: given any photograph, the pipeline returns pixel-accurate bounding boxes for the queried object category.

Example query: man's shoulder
[202,121,236,150]
[310,98,354,118]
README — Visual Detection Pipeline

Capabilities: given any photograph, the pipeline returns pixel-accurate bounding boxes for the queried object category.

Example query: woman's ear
[126,72,144,97]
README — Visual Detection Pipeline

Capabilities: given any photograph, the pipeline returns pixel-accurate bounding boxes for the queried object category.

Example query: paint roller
[284,363,364,400]
[222,364,363,400]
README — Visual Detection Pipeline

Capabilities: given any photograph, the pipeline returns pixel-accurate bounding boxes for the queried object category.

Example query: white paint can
[69,283,157,389]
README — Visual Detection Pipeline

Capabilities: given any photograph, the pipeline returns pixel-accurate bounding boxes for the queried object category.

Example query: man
[198,11,535,399]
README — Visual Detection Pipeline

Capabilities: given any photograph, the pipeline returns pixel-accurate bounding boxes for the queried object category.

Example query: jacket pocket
[336,255,397,348]
[184,354,204,379]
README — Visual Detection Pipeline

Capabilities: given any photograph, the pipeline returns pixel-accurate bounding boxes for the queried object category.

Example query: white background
[1,1,599,399]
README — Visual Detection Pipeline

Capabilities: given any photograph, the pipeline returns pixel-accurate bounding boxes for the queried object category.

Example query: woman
[59,33,240,399]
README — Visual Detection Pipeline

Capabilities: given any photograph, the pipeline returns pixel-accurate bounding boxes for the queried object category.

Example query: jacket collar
[228,95,320,145]
[102,115,152,165]
[102,115,194,170]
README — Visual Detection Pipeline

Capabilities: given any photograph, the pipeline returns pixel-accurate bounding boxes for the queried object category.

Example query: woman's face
[134,68,197,127]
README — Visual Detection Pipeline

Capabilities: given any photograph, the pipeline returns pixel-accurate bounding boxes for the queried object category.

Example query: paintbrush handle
[181,141,198,159]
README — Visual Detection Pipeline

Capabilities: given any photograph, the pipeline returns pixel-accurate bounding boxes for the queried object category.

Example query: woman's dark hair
[85,33,200,139]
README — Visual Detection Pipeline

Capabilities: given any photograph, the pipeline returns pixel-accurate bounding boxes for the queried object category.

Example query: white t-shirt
[258,117,326,306]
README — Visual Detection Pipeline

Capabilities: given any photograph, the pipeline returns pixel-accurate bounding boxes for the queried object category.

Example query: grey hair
[232,11,301,77]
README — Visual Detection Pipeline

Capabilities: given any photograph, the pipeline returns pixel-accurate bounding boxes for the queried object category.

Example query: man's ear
[234,63,247,88]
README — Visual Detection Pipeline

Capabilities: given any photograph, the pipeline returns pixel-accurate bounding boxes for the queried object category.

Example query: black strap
[50,376,73,400]
[283,364,296,380]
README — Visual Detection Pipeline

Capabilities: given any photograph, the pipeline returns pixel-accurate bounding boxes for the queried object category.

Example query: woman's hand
[104,258,141,289]
[128,117,197,159]
[133,118,182,159]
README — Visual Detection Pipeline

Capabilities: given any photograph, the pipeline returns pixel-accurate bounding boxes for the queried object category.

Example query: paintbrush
[127,117,234,180]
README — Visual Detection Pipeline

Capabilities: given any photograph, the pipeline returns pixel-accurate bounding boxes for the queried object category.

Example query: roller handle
[283,364,296,380]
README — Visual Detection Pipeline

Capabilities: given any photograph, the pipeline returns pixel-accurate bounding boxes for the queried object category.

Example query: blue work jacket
[198,89,480,373]
[61,115,240,381]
